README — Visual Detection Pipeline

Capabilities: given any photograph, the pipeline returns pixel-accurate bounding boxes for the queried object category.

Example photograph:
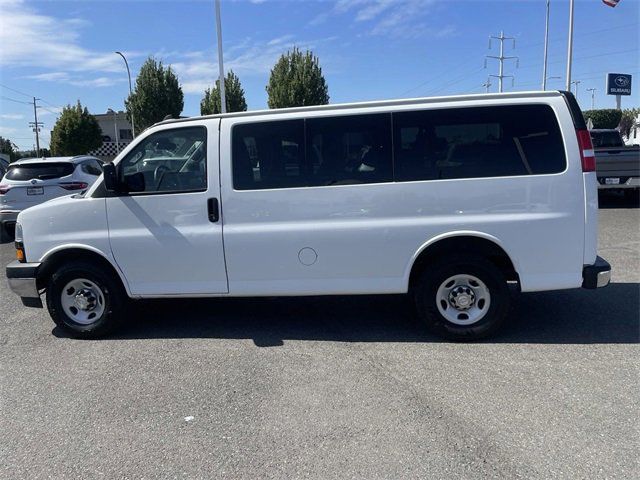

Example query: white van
[6,91,610,340]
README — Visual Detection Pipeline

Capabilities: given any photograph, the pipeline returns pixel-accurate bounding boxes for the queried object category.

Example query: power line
[425,67,485,96]
[1,96,32,105]
[39,98,64,110]
[38,106,61,116]
[398,20,639,100]
[1,83,64,110]
[0,83,32,98]
[516,22,639,52]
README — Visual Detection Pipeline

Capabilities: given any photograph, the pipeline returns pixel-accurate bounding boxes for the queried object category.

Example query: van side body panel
[219,96,585,296]
[17,195,134,296]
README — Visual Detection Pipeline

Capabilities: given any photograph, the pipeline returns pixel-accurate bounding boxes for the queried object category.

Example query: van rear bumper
[582,256,611,289]
[6,260,43,308]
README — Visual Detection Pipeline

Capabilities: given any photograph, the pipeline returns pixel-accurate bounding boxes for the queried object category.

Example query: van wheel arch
[37,248,127,295]
[408,236,519,292]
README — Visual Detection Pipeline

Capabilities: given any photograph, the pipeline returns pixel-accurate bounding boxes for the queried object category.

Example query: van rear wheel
[413,255,510,341]
[46,261,126,339]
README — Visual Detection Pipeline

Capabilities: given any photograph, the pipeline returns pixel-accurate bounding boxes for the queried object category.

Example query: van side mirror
[103,163,119,192]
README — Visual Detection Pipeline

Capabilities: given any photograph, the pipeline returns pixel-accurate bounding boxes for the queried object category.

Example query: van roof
[157,90,565,127]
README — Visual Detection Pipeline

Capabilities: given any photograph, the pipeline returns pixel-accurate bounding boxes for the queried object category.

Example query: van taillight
[576,129,595,172]
[59,182,88,191]
[0,185,11,195]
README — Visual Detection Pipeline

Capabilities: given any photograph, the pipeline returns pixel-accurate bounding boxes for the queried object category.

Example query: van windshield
[5,163,75,181]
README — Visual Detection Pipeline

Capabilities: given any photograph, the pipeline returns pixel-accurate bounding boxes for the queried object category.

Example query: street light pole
[571,80,581,101]
[565,0,575,91]
[586,88,596,110]
[215,0,227,114]
[542,0,550,90]
[115,51,135,137]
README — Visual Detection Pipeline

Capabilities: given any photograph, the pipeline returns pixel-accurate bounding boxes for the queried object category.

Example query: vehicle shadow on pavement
[56,282,639,345]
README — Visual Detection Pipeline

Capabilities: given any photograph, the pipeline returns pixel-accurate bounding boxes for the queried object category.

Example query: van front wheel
[46,261,126,339]
[414,255,510,341]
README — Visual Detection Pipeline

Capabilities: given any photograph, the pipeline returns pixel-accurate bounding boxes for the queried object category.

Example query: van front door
[106,122,228,296]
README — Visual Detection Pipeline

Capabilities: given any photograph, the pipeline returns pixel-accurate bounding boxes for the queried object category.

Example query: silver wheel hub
[448,286,475,310]
[74,289,97,311]
[435,274,491,326]
[60,279,106,325]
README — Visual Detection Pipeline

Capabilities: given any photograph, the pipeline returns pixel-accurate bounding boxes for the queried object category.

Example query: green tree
[583,109,623,129]
[125,57,184,133]
[14,148,51,160]
[618,108,639,138]
[0,136,17,162]
[266,47,329,109]
[49,101,102,156]
[201,70,248,115]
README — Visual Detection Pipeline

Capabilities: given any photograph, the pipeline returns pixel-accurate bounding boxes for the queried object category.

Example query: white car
[0,156,103,240]
[6,90,610,340]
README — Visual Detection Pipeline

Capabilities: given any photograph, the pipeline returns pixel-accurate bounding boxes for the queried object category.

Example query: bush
[582,109,623,129]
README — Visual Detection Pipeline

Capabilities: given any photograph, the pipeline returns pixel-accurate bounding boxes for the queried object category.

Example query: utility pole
[586,88,596,110]
[485,31,518,93]
[565,0,575,91]
[571,80,581,101]
[113,109,120,154]
[29,97,43,157]
[542,0,551,90]
[215,0,227,114]
[482,79,492,93]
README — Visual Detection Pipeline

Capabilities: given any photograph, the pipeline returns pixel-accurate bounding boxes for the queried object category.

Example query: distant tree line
[4,48,332,155]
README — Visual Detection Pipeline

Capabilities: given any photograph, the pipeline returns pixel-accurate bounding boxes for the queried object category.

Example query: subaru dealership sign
[606,73,632,96]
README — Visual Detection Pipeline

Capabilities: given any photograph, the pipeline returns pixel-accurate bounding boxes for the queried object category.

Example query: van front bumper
[6,260,43,308]
[582,256,611,289]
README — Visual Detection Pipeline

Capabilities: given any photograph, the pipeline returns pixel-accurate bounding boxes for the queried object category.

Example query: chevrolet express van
[6,91,611,340]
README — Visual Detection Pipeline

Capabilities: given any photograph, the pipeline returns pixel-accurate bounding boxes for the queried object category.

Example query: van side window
[306,113,392,186]
[393,105,566,181]
[232,120,305,190]
[120,127,207,193]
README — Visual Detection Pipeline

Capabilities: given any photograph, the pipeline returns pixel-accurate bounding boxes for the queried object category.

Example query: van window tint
[233,120,305,190]
[393,105,566,181]
[119,127,207,193]
[306,113,392,186]
[5,162,74,181]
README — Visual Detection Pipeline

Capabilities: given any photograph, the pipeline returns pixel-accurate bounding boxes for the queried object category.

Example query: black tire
[46,261,126,339]
[413,254,510,341]
[0,222,11,243]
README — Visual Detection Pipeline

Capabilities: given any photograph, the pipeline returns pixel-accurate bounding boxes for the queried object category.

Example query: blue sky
[1,0,638,150]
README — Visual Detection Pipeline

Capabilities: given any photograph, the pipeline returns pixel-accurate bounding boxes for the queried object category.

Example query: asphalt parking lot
[1,193,638,479]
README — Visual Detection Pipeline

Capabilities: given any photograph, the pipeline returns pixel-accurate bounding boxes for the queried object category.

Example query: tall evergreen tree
[49,101,102,155]
[266,47,329,109]
[125,57,184,132]
[201,70,248,115]
[0,136,17,162]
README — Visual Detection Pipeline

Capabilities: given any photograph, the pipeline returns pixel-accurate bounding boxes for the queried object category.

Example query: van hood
[16,193,82,223]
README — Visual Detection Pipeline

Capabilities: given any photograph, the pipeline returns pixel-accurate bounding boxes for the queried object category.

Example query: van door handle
[207,198,219,222]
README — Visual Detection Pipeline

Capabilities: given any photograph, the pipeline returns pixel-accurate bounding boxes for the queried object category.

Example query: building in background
[89,109,133,162]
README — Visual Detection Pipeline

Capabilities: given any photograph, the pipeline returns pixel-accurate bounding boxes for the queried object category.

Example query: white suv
[0,156,103,241]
